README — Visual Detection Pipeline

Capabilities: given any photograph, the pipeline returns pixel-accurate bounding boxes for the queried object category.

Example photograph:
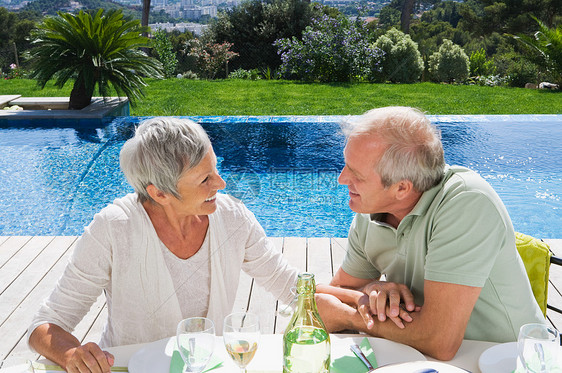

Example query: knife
[350,344,377,373]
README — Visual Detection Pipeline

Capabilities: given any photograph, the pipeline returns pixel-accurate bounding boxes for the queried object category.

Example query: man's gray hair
[120,117,211,203]
[343,106,445,192]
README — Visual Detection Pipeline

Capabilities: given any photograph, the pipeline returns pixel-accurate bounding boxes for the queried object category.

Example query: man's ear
[395,179,414,200]
[146,184,171,205]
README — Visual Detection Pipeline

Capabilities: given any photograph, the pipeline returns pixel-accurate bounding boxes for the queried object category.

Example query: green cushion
[515,232,551,316]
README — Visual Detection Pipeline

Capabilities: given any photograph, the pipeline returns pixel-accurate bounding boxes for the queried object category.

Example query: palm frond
[27,8,164,105]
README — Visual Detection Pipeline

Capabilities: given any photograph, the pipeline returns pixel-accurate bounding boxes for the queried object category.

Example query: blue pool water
[0,115,561,238]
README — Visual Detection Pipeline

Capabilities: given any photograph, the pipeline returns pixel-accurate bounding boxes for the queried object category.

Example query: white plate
[478,341,517,373]
[331,336,426,366]
[128,335,426,373]
[128,337,175,373]
[374,360,469,372]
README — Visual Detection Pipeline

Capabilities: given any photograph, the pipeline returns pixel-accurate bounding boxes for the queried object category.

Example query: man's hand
[360,281,420,328]
[62,342,114,373]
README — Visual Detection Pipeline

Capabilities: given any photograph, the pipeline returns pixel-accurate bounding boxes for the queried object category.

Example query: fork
[350,344,377,372]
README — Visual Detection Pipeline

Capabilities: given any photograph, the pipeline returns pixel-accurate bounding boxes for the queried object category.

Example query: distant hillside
[14,0,180,23]
[21,0,136,17]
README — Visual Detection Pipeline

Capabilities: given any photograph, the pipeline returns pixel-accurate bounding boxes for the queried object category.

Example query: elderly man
[317,106,545,360]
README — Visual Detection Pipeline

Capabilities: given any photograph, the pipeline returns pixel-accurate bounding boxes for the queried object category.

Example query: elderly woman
[28,117,298,373]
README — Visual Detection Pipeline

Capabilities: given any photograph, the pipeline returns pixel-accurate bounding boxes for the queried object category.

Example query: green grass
[1,78,560,115]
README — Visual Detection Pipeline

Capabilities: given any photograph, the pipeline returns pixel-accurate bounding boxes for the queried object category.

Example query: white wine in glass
[176,317,215,373]
[223,312,260,373]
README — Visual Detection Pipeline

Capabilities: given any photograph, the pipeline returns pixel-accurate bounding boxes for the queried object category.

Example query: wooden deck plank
[232,272,252,314]
[247,238,284,334]
[0,236,55,296]
[274,237,306,334]
[0,237,68,325]
[281,237,307,273]
[331,238,347,276]
[0,236,32,269]
[544,239,562,329]
[0,236,77,362]
[307,238,332,286]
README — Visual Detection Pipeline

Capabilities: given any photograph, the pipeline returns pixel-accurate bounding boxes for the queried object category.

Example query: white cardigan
[28,193,298,348]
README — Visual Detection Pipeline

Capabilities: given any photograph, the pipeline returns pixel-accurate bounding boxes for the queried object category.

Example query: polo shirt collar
[369,165,451,222]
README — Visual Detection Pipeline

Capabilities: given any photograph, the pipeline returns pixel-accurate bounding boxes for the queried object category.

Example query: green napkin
[169,349,223,373]
[331,338,378,373]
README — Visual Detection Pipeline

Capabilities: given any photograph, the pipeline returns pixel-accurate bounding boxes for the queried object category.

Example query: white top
[161,232,211,318]
[28,193,298,348]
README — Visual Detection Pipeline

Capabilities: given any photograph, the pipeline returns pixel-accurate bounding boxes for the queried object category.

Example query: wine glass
[176,317,215,373]
[517,323,561,372]
[223,312,260,373]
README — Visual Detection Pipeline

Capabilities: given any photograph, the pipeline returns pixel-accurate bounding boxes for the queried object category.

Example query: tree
[0,8,35,72]
[372,28,424,83]
[27,9,163,110]
[514,17,562,85]
[428,39,470,83]
[142,0,151,28]
[152,29,178,78]
[379,0,439,34]
[205,0,319,71]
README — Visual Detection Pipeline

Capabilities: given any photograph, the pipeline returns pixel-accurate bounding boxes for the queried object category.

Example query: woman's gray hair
[120,117,211,203]
[343,106,445,192]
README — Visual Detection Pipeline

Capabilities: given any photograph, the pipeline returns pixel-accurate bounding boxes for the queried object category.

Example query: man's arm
[318,274,482,360]
[318,268,419,329]
[29,324,114,373]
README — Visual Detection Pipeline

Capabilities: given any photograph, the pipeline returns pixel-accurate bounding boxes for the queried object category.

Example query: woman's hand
[359,281,421,329]
[62,342,114,373]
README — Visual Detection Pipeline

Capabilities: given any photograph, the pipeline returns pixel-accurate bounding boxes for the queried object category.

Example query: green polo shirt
[342,165,545,342]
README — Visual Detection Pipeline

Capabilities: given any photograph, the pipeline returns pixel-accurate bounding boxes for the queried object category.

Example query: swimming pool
[0,115,560,238]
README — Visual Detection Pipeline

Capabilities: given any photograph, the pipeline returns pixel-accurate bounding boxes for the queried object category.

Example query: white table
[0,334,498,372]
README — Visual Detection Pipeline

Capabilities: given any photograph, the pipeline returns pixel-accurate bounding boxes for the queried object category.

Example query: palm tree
[514,17,562,85]
[27,9,163,110]
[142,0,151,29]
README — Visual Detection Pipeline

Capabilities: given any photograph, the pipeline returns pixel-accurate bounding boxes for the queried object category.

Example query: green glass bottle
[283,273,331,373]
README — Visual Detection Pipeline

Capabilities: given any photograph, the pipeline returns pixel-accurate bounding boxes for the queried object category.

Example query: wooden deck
[1,236,561,367]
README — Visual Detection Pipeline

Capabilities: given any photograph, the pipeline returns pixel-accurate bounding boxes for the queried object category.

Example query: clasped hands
[357,280,421,330]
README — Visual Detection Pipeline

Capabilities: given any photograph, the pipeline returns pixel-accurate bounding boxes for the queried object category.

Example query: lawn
[1,78,560,115]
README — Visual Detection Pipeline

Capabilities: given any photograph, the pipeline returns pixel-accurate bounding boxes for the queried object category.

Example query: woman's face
[168,147,226,216]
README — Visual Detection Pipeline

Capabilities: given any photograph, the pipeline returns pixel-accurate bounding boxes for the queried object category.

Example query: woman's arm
[29,324,114,373]
[28,213,113,372]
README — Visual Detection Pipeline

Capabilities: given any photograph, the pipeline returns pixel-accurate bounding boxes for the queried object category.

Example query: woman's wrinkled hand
[63,342,114,373]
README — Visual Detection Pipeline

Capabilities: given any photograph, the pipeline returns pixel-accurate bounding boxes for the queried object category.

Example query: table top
[0,334,498,372]
[112,334,497,373]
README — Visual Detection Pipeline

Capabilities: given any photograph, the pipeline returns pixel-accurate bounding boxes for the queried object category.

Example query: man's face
[338,134,396,214]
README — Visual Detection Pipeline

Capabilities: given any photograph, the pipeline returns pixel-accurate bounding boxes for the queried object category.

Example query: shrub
[469,48,496,77]
[274,14,383,82]
[466,74,509,87]
[205,0,318,71]
[428,39,469,83]
[229,68,261,80]
[372,28,424,83]
[186,39,239,79]
[178,70,198,79]
[152,29,178,78]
